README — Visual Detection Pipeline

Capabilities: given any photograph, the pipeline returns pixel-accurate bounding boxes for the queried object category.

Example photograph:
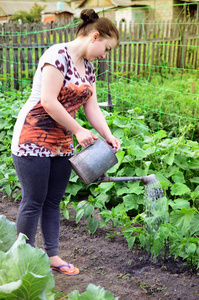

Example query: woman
[11,9,120,275]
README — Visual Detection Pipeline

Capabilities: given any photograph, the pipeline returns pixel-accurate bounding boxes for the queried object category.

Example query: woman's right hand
[75,128,98,148]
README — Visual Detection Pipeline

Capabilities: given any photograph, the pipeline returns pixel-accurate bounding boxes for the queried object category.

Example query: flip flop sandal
[50,263,79,276]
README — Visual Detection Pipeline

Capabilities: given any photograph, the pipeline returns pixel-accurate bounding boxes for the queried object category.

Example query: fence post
[98,59,107,81]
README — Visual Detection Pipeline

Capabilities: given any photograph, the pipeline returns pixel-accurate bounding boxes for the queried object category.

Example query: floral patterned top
[11,43,96,157]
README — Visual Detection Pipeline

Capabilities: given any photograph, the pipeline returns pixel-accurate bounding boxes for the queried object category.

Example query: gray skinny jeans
[12,154,72,257]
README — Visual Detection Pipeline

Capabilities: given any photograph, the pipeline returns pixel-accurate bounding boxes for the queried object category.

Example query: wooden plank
[195,25,198,69]
[150,22,155,72]
[40,23,45,55]
[19,23,25,91]
[146,21,152,75]
[113,46,117,74]
[70,23,75,41]
[4,23,10,76]
[12,23,19,89]
[173,24,181,68]
[58,23,63,43]
[142,23,147,72]
[45,23,51,46]
[182,29,188,69]
[118,22,122,74]
[26,23,33,77]
[155,23,161,72]
[51,23,57,44]
[168,21,173,71]
[163,21,169,62]
[123,22,127,74]
[128,21,132,76]
[33,23,39,70]
[137,23,142,75]
[133,24,138,73]
[0,25,3,77]
[64,23,69,43]
[150,22,155,71]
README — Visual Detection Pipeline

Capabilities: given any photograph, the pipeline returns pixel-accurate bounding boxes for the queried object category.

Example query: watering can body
[69,138,118,185]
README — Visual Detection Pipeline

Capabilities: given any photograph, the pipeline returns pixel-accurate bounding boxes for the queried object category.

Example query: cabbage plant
[0,215,55,299]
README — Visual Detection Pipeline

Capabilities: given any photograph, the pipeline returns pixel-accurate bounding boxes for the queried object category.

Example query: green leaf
[95,194,110,209]
[171,171,185,183]
[98,182,115,193]
[67,181,83,196]
[154,130,167,140]
[170,183,190,196]
[77,200,87,210]
[130,145,148,159]
[68,283,119,300]
[123,194,138,210]
[127,236,136,249]
[116,186,129,196]
[63,209,69,220]
[88,217,98,234]
[76,208,84,223]
[4,185,12,197]
[84,204,94,220]
[152,237,164,256]
[162,149,175,165]
[190,177,199,184]
[170,208,195,234]
[155,172,171,185]
[164,165,180,178]
[188,158,199,170]
[190,214,199,235]
[0,215,16,252]
[168,199,190,210]
[187,243,197,256]
[127,181,144,195]
[174,155,189,170]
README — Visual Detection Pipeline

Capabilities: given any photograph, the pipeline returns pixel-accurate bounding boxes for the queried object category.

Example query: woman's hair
[76,9,119,42]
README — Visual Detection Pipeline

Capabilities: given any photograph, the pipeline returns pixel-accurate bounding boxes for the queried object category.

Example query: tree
[10,3,46,23]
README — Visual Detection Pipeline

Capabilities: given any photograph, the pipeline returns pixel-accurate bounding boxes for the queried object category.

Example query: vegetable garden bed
[1,195,198,300]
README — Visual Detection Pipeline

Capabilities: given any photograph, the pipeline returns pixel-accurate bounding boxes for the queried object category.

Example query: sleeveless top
[11,43,96,157]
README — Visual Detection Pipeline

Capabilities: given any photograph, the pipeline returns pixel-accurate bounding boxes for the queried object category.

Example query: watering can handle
[73,143,89,155]
[73,141,116,156]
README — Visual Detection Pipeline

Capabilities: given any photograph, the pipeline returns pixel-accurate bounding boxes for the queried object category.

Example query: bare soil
[1,194,199,300]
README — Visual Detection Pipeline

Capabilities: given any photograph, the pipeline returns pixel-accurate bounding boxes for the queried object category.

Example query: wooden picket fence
[105,19,199,80]
[0,19,199,89]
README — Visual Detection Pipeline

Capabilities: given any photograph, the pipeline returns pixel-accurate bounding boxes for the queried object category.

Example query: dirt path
[1,195,199,300]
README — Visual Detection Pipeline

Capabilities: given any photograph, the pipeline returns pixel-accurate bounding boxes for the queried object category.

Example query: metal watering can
[69,137,157,186]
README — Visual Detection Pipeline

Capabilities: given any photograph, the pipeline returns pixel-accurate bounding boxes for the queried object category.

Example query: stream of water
[144,178,169,231]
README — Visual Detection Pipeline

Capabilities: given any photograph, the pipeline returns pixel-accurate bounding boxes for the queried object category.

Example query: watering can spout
[140,174,157,185]
[96,174,157,185]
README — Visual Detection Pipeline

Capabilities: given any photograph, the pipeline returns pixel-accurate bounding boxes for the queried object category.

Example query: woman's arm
[41,64,97,147]
[83,82,120,151]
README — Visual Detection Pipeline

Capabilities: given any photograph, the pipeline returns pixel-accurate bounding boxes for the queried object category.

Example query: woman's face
[86,32,117,62]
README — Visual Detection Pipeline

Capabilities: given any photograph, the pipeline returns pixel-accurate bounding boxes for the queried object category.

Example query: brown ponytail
[76,9,119,43]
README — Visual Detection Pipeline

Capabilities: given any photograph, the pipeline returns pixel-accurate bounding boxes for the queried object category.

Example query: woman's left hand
[106,135,120,152]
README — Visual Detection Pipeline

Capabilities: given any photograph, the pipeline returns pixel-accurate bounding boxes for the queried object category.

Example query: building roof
[0,1,74,17]
[77,0,132,8]
[181,0,199,2]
